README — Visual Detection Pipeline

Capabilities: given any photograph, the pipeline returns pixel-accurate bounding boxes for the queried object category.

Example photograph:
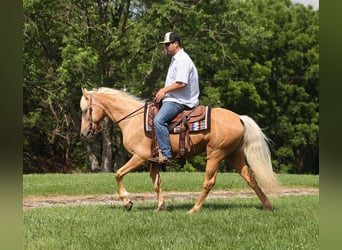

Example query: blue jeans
[153,101,185,158]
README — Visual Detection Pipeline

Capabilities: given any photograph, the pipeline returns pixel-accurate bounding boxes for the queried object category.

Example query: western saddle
[146,102,208,166]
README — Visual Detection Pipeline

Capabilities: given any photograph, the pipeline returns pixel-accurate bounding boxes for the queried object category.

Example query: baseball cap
[160,32,181,44]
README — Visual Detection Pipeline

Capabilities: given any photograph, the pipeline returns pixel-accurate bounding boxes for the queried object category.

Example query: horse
[80,87,279,213]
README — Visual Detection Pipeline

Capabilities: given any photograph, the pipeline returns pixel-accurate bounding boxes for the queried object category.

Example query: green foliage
[201,87,223,107]
[57,45,99,84]
[23,0,319,174]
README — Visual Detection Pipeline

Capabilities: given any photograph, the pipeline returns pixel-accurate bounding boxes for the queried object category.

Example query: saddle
[144,102,211,166]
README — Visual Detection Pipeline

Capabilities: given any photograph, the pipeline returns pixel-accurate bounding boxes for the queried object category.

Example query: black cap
[160,32,181,44]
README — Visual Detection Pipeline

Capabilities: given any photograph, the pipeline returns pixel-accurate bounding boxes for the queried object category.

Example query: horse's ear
[82,88,89,97]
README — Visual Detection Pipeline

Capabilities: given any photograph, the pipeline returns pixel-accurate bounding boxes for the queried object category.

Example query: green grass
[23,172,319,197]
[24,173,319,249]
[24,195,319,250]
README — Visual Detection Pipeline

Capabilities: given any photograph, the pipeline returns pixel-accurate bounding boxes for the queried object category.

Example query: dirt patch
[23,187,318,210]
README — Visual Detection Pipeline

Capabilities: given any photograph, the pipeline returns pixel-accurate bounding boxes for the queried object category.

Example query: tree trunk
[83,141,101,172]
[101,117,113,172]
[112,127,128,172]
[113,143,128,172]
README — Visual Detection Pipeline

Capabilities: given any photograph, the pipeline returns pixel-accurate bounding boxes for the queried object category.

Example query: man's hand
[154,88,167,103]
[154,82,186,103]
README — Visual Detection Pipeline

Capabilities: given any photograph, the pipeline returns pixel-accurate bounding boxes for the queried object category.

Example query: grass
[23,173,319,249]
[23,172,319,197]
[24,196,319,249]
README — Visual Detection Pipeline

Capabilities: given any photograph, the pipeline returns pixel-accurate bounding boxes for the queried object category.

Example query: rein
[87,94,149,135]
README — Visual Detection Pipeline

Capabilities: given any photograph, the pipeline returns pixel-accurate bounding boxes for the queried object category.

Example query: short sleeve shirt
[163,49,199,108]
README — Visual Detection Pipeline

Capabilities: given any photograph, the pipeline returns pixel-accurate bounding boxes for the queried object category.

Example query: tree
[23,0,318,174]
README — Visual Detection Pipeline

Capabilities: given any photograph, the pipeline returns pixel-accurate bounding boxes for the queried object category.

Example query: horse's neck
[100,94,144,126]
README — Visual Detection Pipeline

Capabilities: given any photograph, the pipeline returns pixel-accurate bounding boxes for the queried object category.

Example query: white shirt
[163,49,199,108]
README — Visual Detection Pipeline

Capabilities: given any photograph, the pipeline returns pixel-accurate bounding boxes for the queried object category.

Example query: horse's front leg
[149,164,166,211]
[115,154,145,211]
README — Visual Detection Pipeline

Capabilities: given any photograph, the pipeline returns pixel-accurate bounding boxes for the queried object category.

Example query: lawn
[23,172,319,196]
[23,173,319,250]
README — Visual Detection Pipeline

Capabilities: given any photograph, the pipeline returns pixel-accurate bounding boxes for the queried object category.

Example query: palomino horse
[80,87,279,213]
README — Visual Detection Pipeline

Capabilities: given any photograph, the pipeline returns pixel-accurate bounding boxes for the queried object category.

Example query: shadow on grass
[109,200,264,212]
[166,202,263,212]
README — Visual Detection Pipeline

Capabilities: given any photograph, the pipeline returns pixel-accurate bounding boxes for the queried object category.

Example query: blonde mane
[96,87,145,104]
[80,87,144,112]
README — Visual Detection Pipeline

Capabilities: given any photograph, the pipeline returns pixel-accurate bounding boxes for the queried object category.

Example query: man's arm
[154,81,186,103]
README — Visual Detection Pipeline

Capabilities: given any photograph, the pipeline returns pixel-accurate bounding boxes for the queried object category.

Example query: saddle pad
[144,104,211,134]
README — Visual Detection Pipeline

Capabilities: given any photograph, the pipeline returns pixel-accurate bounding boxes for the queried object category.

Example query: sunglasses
[164,42,173,47]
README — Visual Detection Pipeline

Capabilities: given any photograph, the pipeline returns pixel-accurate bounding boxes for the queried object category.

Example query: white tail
[240,115,279,193]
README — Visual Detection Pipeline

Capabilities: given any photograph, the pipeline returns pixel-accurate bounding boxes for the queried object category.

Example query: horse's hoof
[187,208,198,214]
[157,201,167,211]
[124,200,134,211]
[263,202,273,210]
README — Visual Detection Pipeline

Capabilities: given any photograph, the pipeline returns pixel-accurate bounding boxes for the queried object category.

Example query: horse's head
[80,88,105,139]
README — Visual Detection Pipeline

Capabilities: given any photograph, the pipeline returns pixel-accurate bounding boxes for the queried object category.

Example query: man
[149,32,200,164]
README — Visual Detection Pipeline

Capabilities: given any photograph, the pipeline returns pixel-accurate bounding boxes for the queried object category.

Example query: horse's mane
[94,87,145,104]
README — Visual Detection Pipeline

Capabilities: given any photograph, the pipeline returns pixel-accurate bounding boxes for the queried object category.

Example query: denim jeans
[153,101,185,158]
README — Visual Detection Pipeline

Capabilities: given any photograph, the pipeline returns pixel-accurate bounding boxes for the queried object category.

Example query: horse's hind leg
[188,157,220,214]
[115,154,146,211]
[228,153,273,209]
[149,164,166,211]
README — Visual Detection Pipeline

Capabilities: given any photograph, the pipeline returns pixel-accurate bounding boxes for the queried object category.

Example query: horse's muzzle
[80,128,95,139]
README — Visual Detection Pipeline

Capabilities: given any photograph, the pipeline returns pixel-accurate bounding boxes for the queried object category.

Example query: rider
[149,32,200,164]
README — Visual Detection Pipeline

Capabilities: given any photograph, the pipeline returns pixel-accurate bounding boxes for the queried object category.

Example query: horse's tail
[240,115,280,193]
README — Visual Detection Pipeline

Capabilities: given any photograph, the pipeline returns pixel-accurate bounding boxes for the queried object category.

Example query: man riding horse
[149,32,200,164]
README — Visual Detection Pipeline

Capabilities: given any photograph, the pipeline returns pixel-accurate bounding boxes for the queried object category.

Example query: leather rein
[86,94,148,136]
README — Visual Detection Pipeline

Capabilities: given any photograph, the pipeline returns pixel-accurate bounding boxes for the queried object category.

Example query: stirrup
[148,155,171,165]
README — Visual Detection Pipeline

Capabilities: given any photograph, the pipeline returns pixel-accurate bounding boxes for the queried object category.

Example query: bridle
[87,94,94,134]
[85,94,148,137]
